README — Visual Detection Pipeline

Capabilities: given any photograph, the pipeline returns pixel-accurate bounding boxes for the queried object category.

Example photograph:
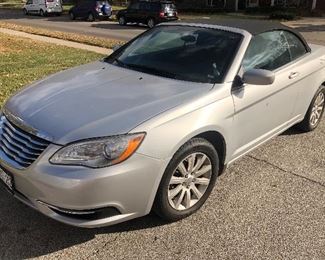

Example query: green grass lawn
[0,33,104,107]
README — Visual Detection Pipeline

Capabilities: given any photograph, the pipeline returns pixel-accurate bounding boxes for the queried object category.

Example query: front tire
[40,9,45,16]
[297,85,325,132]
[23,8,28,15]
[154,138,219,222]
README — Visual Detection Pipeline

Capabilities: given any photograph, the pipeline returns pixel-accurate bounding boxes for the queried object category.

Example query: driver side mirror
[242,69,275,85]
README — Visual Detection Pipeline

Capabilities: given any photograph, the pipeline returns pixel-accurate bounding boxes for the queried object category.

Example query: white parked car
[23,0,63,16]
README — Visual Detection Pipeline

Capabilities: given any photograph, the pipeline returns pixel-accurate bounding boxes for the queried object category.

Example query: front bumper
[0,144,168,228]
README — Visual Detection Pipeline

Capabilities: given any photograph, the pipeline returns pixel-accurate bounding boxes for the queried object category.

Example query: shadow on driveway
[0,187,167,259]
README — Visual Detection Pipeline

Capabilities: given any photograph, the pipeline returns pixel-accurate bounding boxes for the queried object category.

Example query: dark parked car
[117,1,178,28]
[69,0,112,21]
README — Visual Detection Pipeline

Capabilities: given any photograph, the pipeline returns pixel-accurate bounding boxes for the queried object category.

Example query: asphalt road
[1,8,325,259]
[1,9,325,44]
[0,9,145,41]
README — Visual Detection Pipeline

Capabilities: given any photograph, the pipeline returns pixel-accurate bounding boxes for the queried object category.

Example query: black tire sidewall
[154,138,219,221]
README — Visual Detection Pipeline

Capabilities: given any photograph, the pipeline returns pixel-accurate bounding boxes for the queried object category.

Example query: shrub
[269,11,298,20]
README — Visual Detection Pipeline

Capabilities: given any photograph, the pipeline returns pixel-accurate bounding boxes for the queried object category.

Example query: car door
[126,2,140,22]
[282,31,319,120]
[75,0,88,18]
[138,2,149,23]
[29,0,39,13]
[25,0,34,12]
[230,30,302,159]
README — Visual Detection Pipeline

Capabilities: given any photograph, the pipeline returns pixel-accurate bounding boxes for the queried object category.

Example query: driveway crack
[246,154,325,189]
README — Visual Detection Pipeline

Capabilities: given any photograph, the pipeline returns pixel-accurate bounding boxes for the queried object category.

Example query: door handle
[289,72,300,79]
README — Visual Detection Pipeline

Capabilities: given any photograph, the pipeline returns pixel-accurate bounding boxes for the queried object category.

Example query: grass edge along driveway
[0,32,104,108]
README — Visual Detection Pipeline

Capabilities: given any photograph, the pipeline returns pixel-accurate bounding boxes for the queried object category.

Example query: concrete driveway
[0,121,324,259]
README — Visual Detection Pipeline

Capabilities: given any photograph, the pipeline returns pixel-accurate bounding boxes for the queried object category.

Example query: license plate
[0,167,13,191]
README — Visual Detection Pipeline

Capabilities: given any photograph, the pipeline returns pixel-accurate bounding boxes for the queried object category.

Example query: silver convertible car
[1,20,325,228]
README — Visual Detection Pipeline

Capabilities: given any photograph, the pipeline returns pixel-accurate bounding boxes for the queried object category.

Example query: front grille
[0,116,50,168]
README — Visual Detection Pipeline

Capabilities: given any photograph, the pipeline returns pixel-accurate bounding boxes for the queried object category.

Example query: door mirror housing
[242,69,275,85]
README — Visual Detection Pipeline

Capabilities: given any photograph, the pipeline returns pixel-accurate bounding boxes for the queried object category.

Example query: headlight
[50,133,145,168]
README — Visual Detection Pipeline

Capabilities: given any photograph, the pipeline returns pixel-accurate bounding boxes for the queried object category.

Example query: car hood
[4,61,213,145]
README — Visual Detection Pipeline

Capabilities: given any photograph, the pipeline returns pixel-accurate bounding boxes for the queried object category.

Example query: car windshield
[106,26,242,83]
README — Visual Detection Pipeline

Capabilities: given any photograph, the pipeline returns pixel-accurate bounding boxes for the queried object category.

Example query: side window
[128,3,139,10]
[26,0,33,4]
[151,3,160,11]
[139,3,146,10]
[242,31,291,71]
[283,31,307,61]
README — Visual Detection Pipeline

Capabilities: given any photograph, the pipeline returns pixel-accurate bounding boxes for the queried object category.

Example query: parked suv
[23,0,63,16]
[69,0,112,21]
[117,1,178,28]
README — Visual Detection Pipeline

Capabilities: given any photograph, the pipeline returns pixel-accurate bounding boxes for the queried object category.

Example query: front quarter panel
[133,83,235,162]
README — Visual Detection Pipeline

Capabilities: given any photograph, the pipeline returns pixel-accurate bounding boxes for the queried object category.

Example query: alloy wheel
[88,13,94,22]
[147,18,155,28]
[119,17,126,25]
[310,92,324,127]
[168,152,212,211]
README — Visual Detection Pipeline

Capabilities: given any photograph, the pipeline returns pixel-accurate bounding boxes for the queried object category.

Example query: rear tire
[69,11,75,20]
[297,85,325,132]
[147,17,155,28]
[87,12,95,22]
[23,8,28,15]
[39,9,45,17]
[153,138,219,222]
[118,16,127,25]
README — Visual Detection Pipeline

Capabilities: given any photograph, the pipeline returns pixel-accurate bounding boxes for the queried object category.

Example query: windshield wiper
[125,63,181,80]
[114,58,128,68]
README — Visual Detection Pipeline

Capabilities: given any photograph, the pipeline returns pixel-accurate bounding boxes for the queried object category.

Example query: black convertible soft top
[179,19,311,52]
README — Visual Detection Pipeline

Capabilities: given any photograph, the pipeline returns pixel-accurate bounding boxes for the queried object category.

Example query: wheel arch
[194,131,227,175]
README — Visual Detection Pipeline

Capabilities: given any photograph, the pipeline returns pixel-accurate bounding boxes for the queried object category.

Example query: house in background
[175,0,325,11]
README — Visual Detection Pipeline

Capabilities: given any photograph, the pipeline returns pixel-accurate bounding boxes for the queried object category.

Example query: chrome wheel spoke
[194,177,210,186]
[175,188,186,209]
[194,165,212,178]
[187,154,196,173]
[184,189,191,208]
[169,184,182,199]
[177,162,187,176]
[191,184,203,199]
[170,176,185,185]
[193,154,207,172]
